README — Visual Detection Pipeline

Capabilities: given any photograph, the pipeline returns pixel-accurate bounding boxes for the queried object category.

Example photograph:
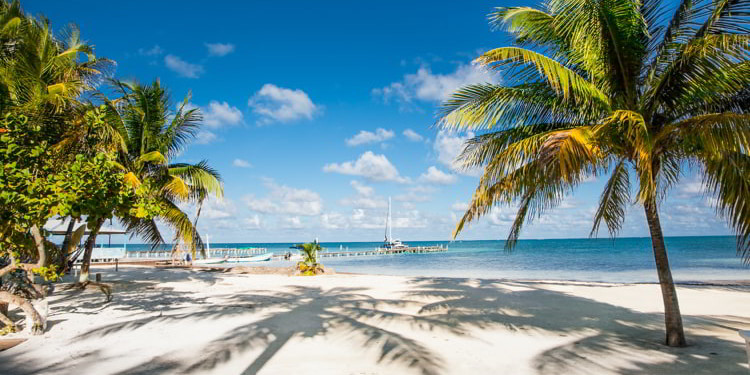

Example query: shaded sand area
[1,266,749,374]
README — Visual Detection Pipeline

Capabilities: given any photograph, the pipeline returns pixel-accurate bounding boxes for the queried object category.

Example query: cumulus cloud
[419,166,457,185]
[138,45,163,56]
[242,215,262,230]
[346,128,394,146]
[201,101,243,128]
[323,151,409,183]
[373,63,495,109]
[232,158,252,168]
[281,216,305,229]
[244,179,323,216]
[200,197,235,220]
[205,42,235,56]
[451,201,469,211]
[434,130,481,176]
[194,130,217,144]
[164,54,204,78]
[248,84,319,125]
[322,207,428,230]
[403,129,423,142]
[394,185,434,203]
[350,180,374,196]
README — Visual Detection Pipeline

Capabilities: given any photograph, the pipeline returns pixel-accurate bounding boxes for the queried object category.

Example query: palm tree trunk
[644,198,686,347]
[79,218,104,283]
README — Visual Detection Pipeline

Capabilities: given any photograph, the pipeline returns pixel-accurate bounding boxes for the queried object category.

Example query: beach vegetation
[0,0,220,334]
[440,0,750,347]
[294,242,325,275]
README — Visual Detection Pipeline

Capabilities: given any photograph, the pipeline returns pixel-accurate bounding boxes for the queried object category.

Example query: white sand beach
[0,266,748,375]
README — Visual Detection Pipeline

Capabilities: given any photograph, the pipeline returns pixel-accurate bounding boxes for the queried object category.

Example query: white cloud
[244,179,323,216]
[164,54,204,78]
[350,180,374,196]
[139,45,163,56]
[373,63,495,108]
[394,185,434,203]
[202,101,243,128]
[340,196,387,209]
[346,128,394,146]
[451,201,469,211]
[205,42,235,56]
[323,151,409,183]
[434,130,481,176]
[419,166,458,185]
[194,130,217,144]
[340,180,386,209]
[321,212,349,229]
[403,129,423,142]
[242,215,262,230]
[282,216,305,229]
[201,197,235,220]
[248,84,319,124]
[233,158,252,168]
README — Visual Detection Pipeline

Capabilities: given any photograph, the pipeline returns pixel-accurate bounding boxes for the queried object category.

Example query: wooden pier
[318,245,447,258]
[122,247,267,260]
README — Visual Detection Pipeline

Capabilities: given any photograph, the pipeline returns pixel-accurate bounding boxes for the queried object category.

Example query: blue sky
[32,0,731,243]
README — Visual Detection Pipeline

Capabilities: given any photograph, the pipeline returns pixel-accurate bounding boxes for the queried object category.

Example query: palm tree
[438,0,750,347]
[294,242,324,275]
[105,79,223,257]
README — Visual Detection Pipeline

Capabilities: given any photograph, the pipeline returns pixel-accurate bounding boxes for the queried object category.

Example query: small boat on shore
[194,256,228,265]
[226,253,273,263]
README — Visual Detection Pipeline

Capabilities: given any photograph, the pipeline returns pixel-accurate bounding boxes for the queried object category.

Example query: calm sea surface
[120,236,749,283]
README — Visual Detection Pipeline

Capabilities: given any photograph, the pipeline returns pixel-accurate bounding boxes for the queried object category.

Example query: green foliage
[106,79,223,252]
[294,242,325,275]
[440,0,750,263]
[32,264,60,282]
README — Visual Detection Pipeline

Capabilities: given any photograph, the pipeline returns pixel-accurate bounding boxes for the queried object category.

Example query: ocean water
[120,236,750,283]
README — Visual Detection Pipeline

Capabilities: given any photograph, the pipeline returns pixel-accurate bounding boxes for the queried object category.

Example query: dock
[121,247,268,261]
[318,245,447,258]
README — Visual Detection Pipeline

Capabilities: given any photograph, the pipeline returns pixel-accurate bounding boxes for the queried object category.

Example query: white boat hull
[194,257,227,265]
[226,253,273,263]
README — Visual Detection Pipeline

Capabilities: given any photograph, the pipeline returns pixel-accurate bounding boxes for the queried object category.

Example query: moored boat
[225,253,273,263]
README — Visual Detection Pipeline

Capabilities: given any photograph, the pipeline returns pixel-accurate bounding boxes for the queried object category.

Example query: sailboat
[382,197,408,250]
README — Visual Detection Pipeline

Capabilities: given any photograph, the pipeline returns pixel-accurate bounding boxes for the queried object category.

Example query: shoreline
[85,263,750,286]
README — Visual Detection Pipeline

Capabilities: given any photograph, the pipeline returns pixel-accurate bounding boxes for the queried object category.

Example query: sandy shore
[1,266,748,374]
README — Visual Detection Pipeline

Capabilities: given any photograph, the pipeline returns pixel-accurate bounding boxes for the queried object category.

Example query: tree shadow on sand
[104,285,456,375]
[406,277,750,374]
[10,281,457,375]
[0,273,748,375]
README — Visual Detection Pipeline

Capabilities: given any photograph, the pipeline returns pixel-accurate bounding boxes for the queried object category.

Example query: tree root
[0,292,43,335]
[64,281,113,302]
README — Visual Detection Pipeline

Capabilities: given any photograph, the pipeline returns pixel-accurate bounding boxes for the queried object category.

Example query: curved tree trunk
[0,291,43,335]
[79,218,105,283]
[644,198,687,347]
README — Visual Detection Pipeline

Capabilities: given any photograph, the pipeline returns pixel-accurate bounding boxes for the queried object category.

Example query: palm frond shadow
[406,277,750,375]
[77,285,452,375]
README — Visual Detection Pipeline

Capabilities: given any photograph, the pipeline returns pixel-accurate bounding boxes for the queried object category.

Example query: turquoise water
[117,236,750,283]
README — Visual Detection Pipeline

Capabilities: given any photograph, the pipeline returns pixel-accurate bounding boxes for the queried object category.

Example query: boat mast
[206,233,210,258]
[388,197,392,243]
[384,197,391,243]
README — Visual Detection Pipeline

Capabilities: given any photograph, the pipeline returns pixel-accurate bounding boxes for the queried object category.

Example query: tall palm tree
[0,0,111,269]
[105,79,223,255]
[439,0,750,347]
[0,0,112,118]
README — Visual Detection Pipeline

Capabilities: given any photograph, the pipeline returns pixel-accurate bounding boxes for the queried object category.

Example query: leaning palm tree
[105,79,223,256]
[439,0,750,347]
